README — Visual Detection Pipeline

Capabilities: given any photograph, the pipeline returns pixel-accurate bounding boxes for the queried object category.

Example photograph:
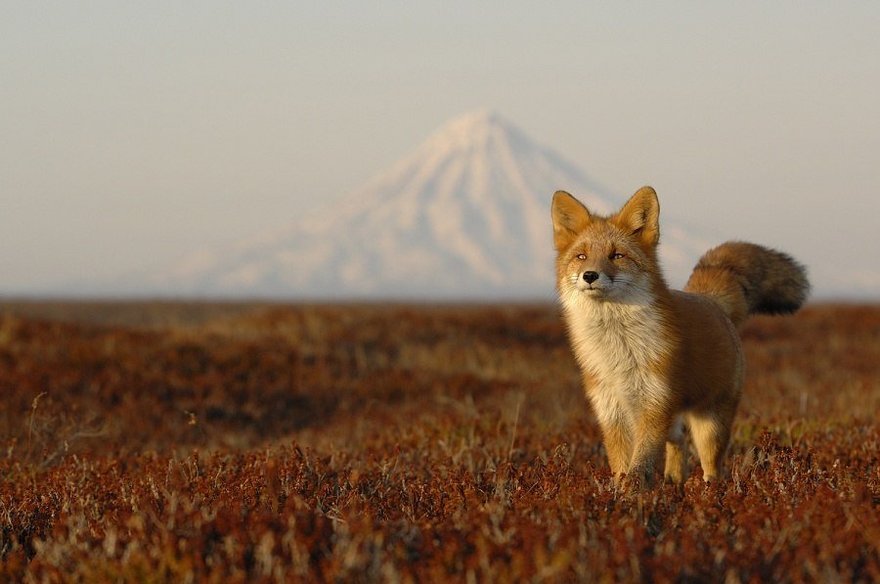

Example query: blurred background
[2,2,878,300]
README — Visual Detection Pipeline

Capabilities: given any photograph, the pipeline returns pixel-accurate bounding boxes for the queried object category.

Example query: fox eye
[575,253,587,261]
[610,252,625,260]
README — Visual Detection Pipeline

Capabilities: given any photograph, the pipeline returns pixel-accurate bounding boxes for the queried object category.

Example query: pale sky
[2,2,879,297]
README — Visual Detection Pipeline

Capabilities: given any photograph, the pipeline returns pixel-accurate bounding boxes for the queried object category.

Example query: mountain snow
[154,110,710,300]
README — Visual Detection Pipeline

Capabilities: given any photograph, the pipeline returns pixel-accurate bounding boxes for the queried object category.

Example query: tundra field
[1,301,879,582]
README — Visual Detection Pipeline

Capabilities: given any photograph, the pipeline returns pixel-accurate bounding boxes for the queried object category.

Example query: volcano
[155,110,708,299]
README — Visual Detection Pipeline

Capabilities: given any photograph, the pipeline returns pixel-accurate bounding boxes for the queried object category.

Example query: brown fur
[685,241,810,327]
[551,187,809,485]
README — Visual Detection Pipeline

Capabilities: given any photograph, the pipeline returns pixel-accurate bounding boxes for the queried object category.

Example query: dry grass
[0,301,878,582]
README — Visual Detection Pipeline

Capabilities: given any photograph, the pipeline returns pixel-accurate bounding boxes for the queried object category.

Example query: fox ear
[551,190,592,251]
[615,186,660,246]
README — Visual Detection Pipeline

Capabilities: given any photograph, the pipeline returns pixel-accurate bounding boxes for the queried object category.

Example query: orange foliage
[0,302,878,581]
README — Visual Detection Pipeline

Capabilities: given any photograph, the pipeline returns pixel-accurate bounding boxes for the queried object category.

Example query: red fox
[551,186,809,485]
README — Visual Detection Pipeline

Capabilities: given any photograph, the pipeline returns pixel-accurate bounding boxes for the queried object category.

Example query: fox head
[551,186,664,304]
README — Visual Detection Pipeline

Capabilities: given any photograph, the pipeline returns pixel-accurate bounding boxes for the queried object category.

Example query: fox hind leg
[664,415,688,483]
[687,410,734,482]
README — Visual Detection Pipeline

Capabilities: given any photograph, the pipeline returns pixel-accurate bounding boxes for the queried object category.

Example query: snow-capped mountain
[154,110,710,300]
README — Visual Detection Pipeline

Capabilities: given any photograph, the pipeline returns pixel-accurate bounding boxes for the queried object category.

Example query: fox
[551,186,809,485]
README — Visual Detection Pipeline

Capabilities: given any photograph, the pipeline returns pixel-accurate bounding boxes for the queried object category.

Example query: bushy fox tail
[684,241,810,328]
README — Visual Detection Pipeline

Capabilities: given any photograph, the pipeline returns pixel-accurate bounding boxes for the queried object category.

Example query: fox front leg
[600,420,634,481]
[627,411,674,487]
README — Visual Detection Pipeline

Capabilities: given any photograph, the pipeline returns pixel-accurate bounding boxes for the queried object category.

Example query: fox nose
[583,271,599,284]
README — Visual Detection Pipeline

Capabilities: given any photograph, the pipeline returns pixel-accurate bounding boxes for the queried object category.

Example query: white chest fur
[562,295,672,425]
